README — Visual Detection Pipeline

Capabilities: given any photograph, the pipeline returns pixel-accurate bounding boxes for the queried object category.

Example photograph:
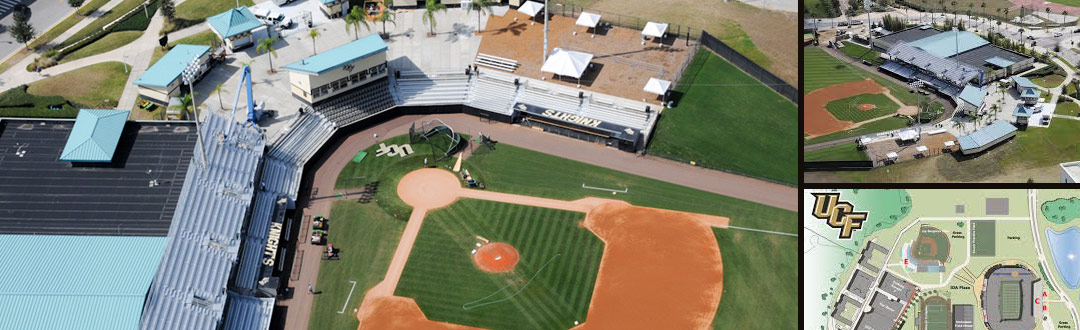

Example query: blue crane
[227,65,274,136]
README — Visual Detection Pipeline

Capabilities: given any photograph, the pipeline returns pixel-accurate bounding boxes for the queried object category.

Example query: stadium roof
[0,234,166,330]
[1013,76,1039,89]
[957,120,1017,151]
[0,119,197,236]
[958,85,984,108]
[283,34,388,75]
[907,29,989,58]
[207,7,262,39]
[60,109,129,162]
[134,44,211,88]
[888,43,980,86]
[985,56,1016,68]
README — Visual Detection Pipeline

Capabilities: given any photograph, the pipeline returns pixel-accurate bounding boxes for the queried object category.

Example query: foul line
[582,183,628,193]
[337,280,357,314]
[726,225,797,237]
[461,254,562,310]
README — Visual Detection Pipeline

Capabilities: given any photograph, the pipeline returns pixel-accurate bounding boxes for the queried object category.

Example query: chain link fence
[700,31,798,104]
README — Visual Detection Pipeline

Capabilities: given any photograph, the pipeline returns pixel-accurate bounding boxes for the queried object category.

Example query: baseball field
[648,48,797,185]
[308,133,796,329]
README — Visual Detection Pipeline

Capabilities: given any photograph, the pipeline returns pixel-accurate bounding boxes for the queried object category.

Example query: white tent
[897,129,918,141]
[541,48,593,85]
[643,78,671,95]
[518,0,544,24]
[642,21,669,38]
[576,12,601,27]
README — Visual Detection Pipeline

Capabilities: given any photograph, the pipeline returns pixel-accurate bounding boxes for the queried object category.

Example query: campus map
[805,189,1080,330]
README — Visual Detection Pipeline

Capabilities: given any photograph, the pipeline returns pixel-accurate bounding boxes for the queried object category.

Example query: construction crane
[227,65,274,137]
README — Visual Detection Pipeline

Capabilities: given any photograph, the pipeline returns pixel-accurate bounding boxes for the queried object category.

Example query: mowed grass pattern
[804,47,865,92]
[395,199,602,330]
[825,93,900,122]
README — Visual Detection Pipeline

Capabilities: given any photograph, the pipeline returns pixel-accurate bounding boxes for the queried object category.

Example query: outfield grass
[825,93,900,122]
[1030,73,1066,88]
[26,61,129,108]
[59,31,142,64]
[308,201,407,330]
[804,47,918,105]
[804,117,910,145]
[395,199,602,329]
[648,48,796,184]
[149,30,221,66]
[803,143,869,161]
[709,227,796,329]
[838,41,884,66]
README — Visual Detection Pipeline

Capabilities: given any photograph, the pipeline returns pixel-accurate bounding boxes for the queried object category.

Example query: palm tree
[422,0,446,36]
[1063,10,1068,26]
[257,36,279,73]
[344,6,370,40]
[374,0,396,38]
[952,118,965,134]
[1019,27,1025,41]
[968,3,974,26]
[308,28,320,54]
[1004,8,1009,31]
[169,92,198,120]
[211,83,227,111]
[469,0,493,33]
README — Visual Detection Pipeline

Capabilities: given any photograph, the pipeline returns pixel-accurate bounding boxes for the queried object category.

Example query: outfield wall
[700,31,799,104]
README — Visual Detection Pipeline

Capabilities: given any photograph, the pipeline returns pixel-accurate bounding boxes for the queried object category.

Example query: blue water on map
[1046,227,1080,289]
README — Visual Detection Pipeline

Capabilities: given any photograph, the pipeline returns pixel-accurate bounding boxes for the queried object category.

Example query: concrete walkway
[48,0,128,48]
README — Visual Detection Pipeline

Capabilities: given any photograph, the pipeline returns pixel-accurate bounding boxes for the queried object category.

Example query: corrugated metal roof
[0,234,166,330]
[140,113,266,330]
[1013,104,1033,118]
[1013,76,1038,89]
[958,85,984,107]
[207,7,262,39]
[985,56,1015,68]
[134,45,211,88]
[222,293,274,330]
[958,120,1017,150]
[907,29,989,58]
[60,109,129,162]
[888,43,980,86]
[283,34,388,75]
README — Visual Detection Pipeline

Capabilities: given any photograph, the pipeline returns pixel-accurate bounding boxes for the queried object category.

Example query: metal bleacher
[467,71,520,115]
[581,95,653,130]
[393,70,471,106]
[475,53,519,72]
[519,81,583,114]
[313,78,396,126]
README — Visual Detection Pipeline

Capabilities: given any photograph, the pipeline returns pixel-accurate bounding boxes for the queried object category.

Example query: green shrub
[0,85,79,118]
[112,0,159,32]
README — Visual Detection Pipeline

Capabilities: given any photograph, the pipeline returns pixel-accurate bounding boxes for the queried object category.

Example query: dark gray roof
[856,292,907,330]
[875,26,941,49]
[0,119,196,236]
[140,113,266,330]
[847,269,876,299]
[879,271,917,299]
[952,44,1030,70]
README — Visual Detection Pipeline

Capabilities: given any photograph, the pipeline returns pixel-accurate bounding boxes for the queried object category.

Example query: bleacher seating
[582,96,653,130]
[475,53,519,72]
[394,70,471,106]
[467,72,519,115]
[519,82,582,114]
[314,78,396,126]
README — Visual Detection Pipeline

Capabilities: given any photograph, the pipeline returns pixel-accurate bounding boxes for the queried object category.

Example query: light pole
[543,0,549,63]
[143,0,149,18]
[122,53,129,73]
[182,55,208,168]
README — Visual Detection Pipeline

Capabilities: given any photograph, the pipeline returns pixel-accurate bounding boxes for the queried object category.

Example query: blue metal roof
[907,30,989,58]
[957,120,1017,151]
[1022,87,1040,97]
[985,56,1015,68]
[60,109,129,162]
[1013,76,1038,89]
[958,85,984,107]
[134,44,211,88]
[0,234,166,330]
[1013,104,1033,118]
[207,7,262,39]
[283,34,387,75]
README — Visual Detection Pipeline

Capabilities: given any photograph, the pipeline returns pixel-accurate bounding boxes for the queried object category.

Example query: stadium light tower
[543,0,549,62]
[182,55,208,169]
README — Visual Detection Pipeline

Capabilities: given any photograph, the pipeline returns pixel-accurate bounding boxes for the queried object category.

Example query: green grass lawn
[149,30,221,66]
[395,199,602,329]
[804,47,918,105]
[1029,73,1066,88]
[0,0,111,74]
[709,227,796,329]
[61,0,153,47]
[647,48,796,184]
[165,0,255,33]
[308,201,407,330]
[1059,102,1080,116]
[59,31,142,64]
[804,117,910,145]
[825,93,900,122]
[838,41,884,65]
[26,61,129,108]
[803,143,870,161]
[0,85,79,118]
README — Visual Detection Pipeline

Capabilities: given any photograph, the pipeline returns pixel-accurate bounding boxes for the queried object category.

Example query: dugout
[512,102,642,152]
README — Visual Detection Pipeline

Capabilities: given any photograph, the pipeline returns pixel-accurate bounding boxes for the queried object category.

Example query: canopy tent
[886,152,899,160]
[643,77,672,105]
[642,21,668,37]
[575,12,601,37]
[518,1,544,24]
[541,48,593,86]
[915,145,928,153]
[897,128,919,141]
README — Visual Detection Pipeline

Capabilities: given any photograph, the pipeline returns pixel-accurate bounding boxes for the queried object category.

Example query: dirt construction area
[804,79,892,137]
[478,10,694,104]
[355,169,728,330]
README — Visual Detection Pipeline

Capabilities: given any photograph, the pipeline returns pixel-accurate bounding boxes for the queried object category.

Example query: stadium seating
[519,82,583,113]
[582,96,653,129]
[314,78,396,126]
[394,70,471,106]
[467,72,520,115]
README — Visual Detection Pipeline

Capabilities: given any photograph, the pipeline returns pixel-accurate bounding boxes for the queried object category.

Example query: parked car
[1027,35,1036,40]
[252,8,284,23]
[1054,32,1064,37]
[850,20,864,25]
[277,17,293,30]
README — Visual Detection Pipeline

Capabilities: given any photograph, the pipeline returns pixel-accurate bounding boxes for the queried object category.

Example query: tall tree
[211,83,227,111]
[68,0,85,9]
[257,36,279,72]
[344,6,370,40]
[308,28,320,54]
[160,0,175,21]
[422,0,447,36]
[169,92,199,120]
[10,10,33,49]
[374,0,396,38]
[470,0,493,33]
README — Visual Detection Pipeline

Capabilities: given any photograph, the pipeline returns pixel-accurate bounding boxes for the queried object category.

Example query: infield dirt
[804,79,891,137]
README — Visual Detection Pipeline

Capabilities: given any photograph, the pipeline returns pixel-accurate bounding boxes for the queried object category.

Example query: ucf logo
[811,192,868,239]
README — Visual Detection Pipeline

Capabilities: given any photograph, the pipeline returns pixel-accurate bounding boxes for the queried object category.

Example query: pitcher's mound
[473,242,519,273]
[856,104,876,111]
